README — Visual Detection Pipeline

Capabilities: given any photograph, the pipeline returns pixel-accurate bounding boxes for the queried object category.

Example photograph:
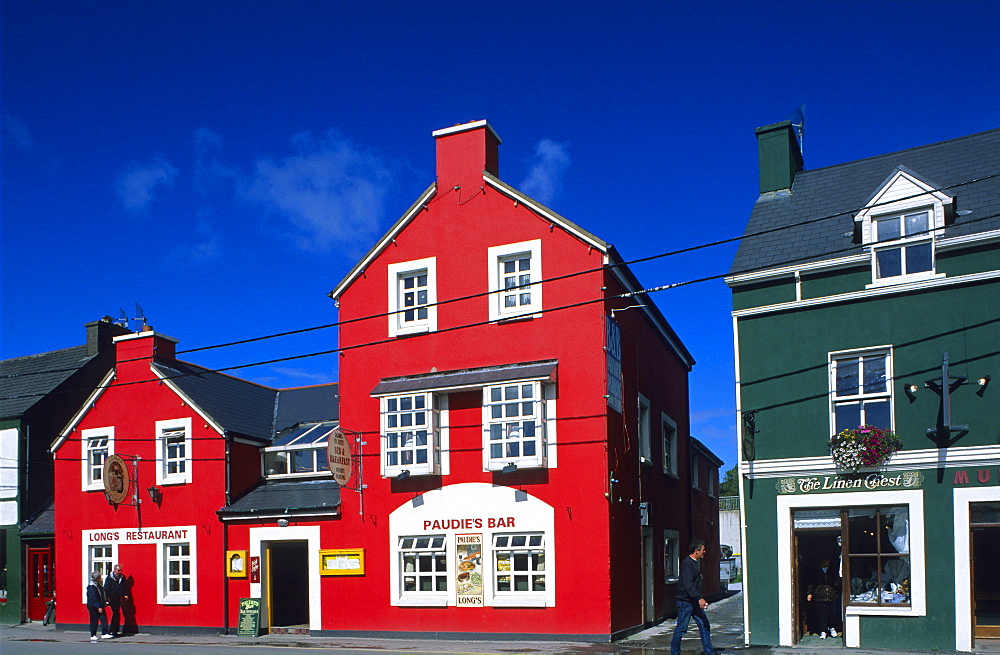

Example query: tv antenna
[132,303,148,331]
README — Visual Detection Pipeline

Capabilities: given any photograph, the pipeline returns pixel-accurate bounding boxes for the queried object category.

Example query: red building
[50,120,720,641]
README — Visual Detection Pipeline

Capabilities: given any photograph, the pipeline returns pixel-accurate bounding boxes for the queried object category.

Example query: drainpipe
[223,430,232,635]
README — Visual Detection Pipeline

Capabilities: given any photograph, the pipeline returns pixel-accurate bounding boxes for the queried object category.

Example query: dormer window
[873,210,934,280]
[855,168,950,287]
[264,422,335,478]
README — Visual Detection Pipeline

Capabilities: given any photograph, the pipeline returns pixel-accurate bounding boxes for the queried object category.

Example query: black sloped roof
[274,384,340,433]
[730,128,1000,276]
[0,346,95,419]
[152,359,278,442]
[217,479,341,519]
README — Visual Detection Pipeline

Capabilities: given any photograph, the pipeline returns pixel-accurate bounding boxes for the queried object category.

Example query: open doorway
[793,529,843,644]
[972,501,1000,646]
[266,541,309,629]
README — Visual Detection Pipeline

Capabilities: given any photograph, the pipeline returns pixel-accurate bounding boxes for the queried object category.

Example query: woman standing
[86,571,112,641]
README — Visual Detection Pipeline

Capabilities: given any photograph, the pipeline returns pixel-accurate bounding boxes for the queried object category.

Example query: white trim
[112,331,180,344]
[249,525,322,631]
[726,254,870,286]
[482,176,606,252]
[387,257,438,337]
[0,428,17,500]
[777,490,926,647]
[432,120,502,143]
[637,394,651,464]
[939,227,1000,250]
[53,369,115,452]
[380,392,446,478]
[488,239,543,322]
[732,270,1000,318]
[827,346,894,437]
[157,539,197,605]
[329,186,438,300]
[741,444,1000,478]
[953,486,1000,652]
[81,541,119,604]
[481,381,552,472]
[661,413,678,476]
[151,367,226,436]
[81,426,114,492]
[155,418,193,485]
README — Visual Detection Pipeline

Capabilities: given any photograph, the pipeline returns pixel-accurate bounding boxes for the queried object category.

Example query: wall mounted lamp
[277,518,289,527]
[147,486,162,504]
[903,383,919,402]
[501,463,518,474]
[977,375,992,397]
[396,469,411,481]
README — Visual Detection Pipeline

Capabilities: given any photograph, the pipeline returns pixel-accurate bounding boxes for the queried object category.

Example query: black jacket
[104,574,129,604]
[677,556,704,602]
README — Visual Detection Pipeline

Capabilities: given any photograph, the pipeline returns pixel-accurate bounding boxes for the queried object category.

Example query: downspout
[223,430,231,635]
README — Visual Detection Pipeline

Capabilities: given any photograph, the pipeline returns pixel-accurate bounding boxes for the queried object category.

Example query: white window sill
[846,604,919,617]
[867,272,944,289]
[494,311,541,324]
[159,596,193,605]
[665,577,679,584]
[485,461,546,473]
[158,477,191,486]
[83,484,104,492]
[396,595,448,607]
[392,324,431,337]
[492,595,547,607]
[384,467,437,479]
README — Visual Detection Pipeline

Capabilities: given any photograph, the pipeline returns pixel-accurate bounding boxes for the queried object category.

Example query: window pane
[876,218,900,241]
[835,403,861,433]
[849,509,877,553]
[848,555,880,602]
[903,212,928,235]
[905,242,932,273]
[862,356,886,393]
[863,400,891,429]
[836,360,859,396]
[876,248,902,278]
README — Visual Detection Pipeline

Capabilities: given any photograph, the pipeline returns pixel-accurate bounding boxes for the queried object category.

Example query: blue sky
[3,1,999,468]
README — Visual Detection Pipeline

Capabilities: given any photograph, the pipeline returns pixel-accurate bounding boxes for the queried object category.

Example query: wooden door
[26,544,54,621]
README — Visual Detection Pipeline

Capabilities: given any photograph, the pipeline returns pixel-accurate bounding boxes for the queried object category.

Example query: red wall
[53,334,231,631]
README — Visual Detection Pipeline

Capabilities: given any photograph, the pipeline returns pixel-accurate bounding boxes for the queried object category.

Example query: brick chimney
[755,120,803,194]
[113,330,178,380]
[85,316,132,356]
[433,120,502,192]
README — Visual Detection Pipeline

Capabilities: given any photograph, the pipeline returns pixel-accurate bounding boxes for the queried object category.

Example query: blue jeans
[671,599,715,655]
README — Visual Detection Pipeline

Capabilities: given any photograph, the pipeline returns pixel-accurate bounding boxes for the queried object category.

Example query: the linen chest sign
[777,472,923,495]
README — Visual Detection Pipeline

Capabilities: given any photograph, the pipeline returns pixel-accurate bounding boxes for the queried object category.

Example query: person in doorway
[86,571,112,641]
[671,539,716,655]
[104,563,130,636]
[806,556,841,639]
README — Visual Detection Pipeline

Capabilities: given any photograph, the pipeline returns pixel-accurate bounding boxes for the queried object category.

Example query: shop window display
[846,506,910,605]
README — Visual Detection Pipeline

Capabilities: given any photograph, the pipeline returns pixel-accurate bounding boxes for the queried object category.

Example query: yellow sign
[319,548,365,576]
[227,550,248,577]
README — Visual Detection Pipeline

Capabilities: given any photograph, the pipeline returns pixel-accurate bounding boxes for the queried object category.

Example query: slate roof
[19,501,54,536]
[274,384,340,433]
[0,346,96,419]
[151,360,339,443]
[730,128,1000,276]
[217,479,341,519]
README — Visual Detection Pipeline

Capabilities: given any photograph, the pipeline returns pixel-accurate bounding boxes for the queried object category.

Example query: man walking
[671,539,716,655]
[104,564,130,636]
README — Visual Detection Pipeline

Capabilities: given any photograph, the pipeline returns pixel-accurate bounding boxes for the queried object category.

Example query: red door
[26,544,54,621]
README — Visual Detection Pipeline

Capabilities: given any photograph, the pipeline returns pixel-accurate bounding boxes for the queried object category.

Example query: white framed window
[388,257,437,337]
[81,427,113,491]
[399,535,448,600]
[638,394,651,464]
[854,169,950,288]
[663,529,680,583]
[156,418,192,485]
[264,423,334,479]
[483,381,546,471]
[488,240,542,321]
[872,210,935,281]
[381,393,441,478]
[82,544,117,603]
[157,541,196,604]
[661,414,678,476]
[830,348,893,435]
[493,533,546,599]
[691,452,700,490]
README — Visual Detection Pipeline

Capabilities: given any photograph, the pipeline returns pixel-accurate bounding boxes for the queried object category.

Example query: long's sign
[84,525,196,544]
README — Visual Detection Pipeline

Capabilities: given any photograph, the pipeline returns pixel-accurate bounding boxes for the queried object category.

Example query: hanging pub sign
[103,454,130,505]
[327,429,352,487]
[455,534,483,606]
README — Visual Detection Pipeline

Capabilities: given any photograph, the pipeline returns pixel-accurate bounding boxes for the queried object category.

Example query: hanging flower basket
[830,425,903,472]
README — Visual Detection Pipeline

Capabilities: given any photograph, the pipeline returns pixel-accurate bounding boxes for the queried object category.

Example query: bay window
[483,381,546,470]
[382,393,440,477]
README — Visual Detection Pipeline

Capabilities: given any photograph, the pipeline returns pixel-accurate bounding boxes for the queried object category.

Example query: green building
[0,319,126,624]
[727,123,999,651]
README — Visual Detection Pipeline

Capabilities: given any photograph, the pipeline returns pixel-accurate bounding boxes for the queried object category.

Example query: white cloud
[241,130,393,253]
[519,139,570,206]
[115,157,179,212]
